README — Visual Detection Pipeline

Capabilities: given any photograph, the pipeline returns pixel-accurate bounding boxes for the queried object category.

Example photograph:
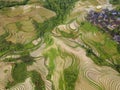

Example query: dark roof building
[114,35,120,42]
[87,9,120,43]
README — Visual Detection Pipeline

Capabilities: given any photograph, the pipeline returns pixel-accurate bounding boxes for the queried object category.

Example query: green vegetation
[0,0,79,57]
[86,48,111,66]
[44,0,78,19]
[6,62,27,89]
[33,0,79,37]
[21,55,34,65]
[0,33,25,56]
[12,63,27,82]
[0,33,11,56]
[4,52,34,65]
[4,58,17,62]
[117,44,120,53]
[19,52,35,65]
[0,0,29,9]
[30,71,45,90]
[63,62,79,90]
[6,62,45,89]
[0,31,36,57]
[59,30,77,38]
[33,17,58,37]
[110,0,120,11]
[24,42,35,49]
[116,5,120,11]
[16,22,23,30]
[79,21,120,73]
[59,76,64,90]
[0,40,25,56]
[110,0,120,4]
[114,64,120,73]
[58,52,79,90]
[80,22,100,33]
[44,33,54,47]
[44,48,59,79]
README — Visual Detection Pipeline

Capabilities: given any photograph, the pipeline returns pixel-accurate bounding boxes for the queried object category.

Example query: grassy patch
[86,48,111,66]
[59,30,76,38]
[12,63,27,82]
[44,48,59,78]
[59,75,65,90]
[110,0,120,4]
[30,71,45,90]
[20,53,35,65]
[80,22,99,33]
[6,62,28,89]
[0,0,29,9]
[6,63,45,89]
[0,33,17,56]
[24,42,35,49]
[44,33,54,47]
[4,58,17,62]
[63,62,79,90]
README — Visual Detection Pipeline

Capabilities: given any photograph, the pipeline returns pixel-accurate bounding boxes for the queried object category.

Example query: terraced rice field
[0,4,56,44]
[8,78,35,90]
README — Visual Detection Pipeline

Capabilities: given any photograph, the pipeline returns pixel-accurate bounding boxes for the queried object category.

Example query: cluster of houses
[87,9,120,42]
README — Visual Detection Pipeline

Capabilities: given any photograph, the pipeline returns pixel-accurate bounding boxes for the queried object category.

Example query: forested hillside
[0,0,29,9]
[110,0,120,4]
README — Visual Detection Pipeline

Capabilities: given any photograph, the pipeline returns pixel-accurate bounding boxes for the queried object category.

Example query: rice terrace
[0,0,120,90]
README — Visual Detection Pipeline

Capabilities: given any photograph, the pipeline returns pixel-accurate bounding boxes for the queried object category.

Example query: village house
[87,9,120,42]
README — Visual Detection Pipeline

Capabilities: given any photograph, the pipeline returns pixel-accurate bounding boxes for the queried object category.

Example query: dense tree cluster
[64,64,79,90]
[34,0,79,37]
[110,0,120,4]
[31,71,45,90]
[45,0,78,20]
[0,0,29,9]
[6,63,45,90]
[20,52,35,65]
[0,33,26,57]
